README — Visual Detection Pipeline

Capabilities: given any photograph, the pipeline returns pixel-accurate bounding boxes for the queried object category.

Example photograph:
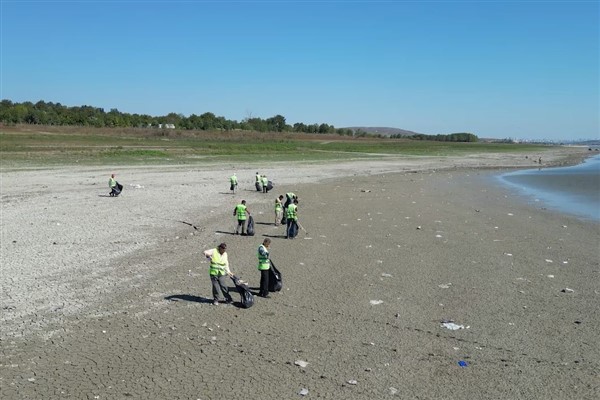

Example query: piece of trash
[504,253,513,256]
[507,213,514,216]
[545,259,553,263]
[458,360,468,368]
[360,189,371,192]
[562,261,568,264]
[370,300,383,305]
[299,388,309,396]
[441,322,464,330]
[294,360,309,368]
[389,387,398,395]
[381,273,392,277]
[547,275,554,278]
[438,283,452,289]
[561,288,575,293]
[347,380,358,385]
[435,234,443,238]
[416,226,422,230]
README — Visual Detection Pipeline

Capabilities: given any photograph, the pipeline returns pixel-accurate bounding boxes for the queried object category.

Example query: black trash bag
[268,260,282,292]
[255,181,262,191]
[287,221,298,238]
[230,183,235,191]
[266,180,274,192]
[231,275,254,308]
[246,215,255,236]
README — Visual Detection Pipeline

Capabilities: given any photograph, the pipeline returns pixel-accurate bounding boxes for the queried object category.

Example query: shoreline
[1,146,598,399]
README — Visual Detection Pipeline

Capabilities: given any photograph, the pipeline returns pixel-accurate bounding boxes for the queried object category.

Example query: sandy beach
[1,147,598,399]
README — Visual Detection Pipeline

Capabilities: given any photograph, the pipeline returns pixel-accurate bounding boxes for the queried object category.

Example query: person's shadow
[165,292,245,308]
[164,294,213,304]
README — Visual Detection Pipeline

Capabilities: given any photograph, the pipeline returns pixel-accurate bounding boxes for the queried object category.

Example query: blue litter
[458,360,468,368]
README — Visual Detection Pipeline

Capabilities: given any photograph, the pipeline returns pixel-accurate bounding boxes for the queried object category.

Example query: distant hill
[343,126,422,136]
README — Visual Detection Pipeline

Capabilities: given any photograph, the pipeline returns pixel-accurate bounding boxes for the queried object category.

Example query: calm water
[498,153,600,221]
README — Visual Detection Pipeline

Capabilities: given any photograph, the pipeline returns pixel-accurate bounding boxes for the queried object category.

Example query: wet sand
[1,148,598,399]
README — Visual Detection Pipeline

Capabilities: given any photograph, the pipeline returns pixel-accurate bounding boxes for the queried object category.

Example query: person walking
[274,195,284,226]
[284,192,297,210]
[257,238,272,298]
[233,200,250,235]
[229,173,238,194]
[203,243,234,305]
[286,199,299,239]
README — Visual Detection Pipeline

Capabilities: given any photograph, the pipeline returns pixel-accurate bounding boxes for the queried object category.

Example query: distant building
[158,123,176,129]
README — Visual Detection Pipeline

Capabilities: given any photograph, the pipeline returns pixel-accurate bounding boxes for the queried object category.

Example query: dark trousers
[286,220,297,239]
[211,275,232,301]
[235,219,246,234]
[259,269,270,296]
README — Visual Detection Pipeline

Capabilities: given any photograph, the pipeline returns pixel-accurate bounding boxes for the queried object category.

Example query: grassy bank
[1,125,551,168]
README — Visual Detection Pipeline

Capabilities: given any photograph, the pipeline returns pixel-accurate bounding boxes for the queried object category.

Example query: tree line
[0,99,477,142]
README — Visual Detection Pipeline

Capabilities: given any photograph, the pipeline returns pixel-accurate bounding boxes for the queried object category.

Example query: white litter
[381,273,392,277]
[370,300,384,305]
[435,234,443,238]
[389,387,398,395]
[547,275,555,278]
[438,283,452,289]
[441,322,464,330]
[294,360,309,368]
[347,380,358,385]
[545,259,553,263]
[504,253,513,256]
[562,288,575,293]
[299,388,309,396]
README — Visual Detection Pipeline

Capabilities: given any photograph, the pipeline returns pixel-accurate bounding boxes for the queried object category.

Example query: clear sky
[2,0,598,141]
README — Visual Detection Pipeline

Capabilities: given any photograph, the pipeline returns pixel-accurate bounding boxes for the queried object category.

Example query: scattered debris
[299,388,309,396]
[294,360,309,368]
[561,288,575,293]
[360,189,371,192]
[381,273,392,277]
[438,283,452,289]
[441,322,464,330]
[545,259,553,263]
[458,360,468,368]
[547,275,555,278]
[370,300,383,305]
[390,387,398,395]
[347,380,358,385]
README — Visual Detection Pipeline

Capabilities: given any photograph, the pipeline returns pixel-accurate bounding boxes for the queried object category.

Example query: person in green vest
[274,195,284,226]
[233,200,250,235]
[229,173,238,194]
[108,173,121,197]
[261,175,269,193]
[257,238,272,298]
[255,172,262,192]
[203,243,234,306]
[285,199,299,239]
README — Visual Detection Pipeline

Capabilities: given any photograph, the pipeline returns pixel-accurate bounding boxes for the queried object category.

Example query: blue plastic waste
[458,360,468,368]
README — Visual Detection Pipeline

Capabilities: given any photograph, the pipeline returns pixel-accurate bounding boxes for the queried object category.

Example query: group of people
[233,191,299,238]
[255,172,272,193]
[203,238,273,305]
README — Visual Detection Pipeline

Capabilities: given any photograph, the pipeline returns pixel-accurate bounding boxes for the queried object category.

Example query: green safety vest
[275,199,282,211]
[257,244,270,270]
[109,177,116,188]
[209,249,227,276]
[256,174,261,182]
[286,204,298,221]
[286,192,295,199]
[262,177,268,185]
[235,204,247,220]
[230,175,237,184]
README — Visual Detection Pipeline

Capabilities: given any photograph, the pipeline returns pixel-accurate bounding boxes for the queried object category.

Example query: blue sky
[2,1,598,140]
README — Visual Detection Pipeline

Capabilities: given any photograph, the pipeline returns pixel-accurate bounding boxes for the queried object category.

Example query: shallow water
[498,153,600,221]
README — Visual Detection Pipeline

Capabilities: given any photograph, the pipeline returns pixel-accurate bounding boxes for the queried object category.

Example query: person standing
[255,172,262,192]
[257,238,272,298]
[233,200,250,235]
[203,243,234,306]
[284,192,297,210]
[274,195,284,226]
[229,173,238,194]
[286,199,299,239]
[261,175,269,193]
